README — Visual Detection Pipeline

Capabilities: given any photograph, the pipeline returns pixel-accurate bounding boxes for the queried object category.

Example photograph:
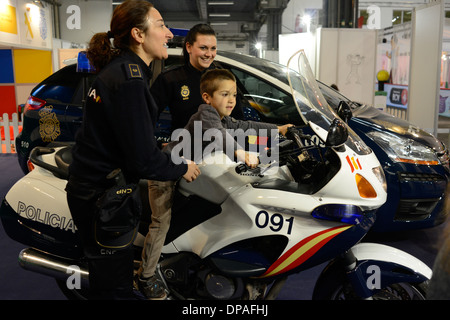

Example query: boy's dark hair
[200,69,236,97]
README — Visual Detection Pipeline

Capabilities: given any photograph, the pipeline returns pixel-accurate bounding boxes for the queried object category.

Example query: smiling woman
[150,24,221,133]
[64,0,197,300]
[184,24,217,71]
[150,23,244,134]
[134,7,173,64]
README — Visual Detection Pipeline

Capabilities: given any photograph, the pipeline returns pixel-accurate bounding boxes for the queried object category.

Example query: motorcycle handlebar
[234,126,319,176]
[234,161,266,176]
[235,163,249,174]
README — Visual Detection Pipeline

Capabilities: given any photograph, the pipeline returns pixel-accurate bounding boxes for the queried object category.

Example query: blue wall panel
[0,50,15,83]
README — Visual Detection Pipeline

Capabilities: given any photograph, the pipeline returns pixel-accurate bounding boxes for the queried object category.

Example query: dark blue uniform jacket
[69,50,187,186]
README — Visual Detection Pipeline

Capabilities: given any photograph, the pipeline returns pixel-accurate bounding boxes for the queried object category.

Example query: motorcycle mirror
[337,101,352,123]
[325,118,348,149]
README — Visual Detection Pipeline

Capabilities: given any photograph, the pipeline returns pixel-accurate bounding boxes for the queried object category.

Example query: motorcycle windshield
[286,50,371,156]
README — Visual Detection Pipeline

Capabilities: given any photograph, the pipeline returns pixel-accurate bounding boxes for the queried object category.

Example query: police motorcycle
[0,50,431,300]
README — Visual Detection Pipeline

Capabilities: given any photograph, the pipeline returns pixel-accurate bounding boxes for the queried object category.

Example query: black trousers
[67,186,135,300]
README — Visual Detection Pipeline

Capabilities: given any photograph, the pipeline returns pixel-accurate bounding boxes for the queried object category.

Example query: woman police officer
[65,0,199,299]
[150,23,243,135]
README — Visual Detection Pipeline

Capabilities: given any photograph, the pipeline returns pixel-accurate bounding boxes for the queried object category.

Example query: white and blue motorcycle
[0,51,431,300]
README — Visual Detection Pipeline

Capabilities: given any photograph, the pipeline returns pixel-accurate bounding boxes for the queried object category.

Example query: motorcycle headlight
[367,131,439,165]
[311,204,363,225]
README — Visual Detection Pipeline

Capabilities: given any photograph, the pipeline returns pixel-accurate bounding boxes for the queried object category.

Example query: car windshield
[219,51,292,86]
[220,50,338,128]
[221,51,341,133]
[220,50,370,155]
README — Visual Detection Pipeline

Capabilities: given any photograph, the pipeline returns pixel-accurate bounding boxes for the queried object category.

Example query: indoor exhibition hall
[0,0,449,306]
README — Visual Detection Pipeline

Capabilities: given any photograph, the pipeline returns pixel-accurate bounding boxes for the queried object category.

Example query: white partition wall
[316,28,377,106]
[407,0,444,136]
[279,28,377,106]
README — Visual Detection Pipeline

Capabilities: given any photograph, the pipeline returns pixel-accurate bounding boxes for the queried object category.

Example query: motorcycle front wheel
[318,281,427,300]
[312,262,428,300]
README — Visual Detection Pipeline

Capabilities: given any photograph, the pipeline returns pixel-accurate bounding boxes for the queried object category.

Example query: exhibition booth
[0,0,449,302]
[279,2,447,142]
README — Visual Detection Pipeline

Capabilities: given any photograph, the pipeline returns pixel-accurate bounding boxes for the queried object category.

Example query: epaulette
[124,63,143,80]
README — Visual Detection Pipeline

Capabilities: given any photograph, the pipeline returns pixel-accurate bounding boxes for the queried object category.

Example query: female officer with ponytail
[65,0,199,299]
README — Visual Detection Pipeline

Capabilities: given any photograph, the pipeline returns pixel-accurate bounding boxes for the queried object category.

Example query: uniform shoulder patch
[125,63,143,79]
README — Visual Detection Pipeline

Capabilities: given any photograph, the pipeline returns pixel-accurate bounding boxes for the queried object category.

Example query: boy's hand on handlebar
[277,124,294,136]
[235,149,259,169]
[183,160,200,182]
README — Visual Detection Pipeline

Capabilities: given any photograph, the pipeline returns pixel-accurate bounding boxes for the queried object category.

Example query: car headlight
[372,166,387,193]
[367,131,439,165]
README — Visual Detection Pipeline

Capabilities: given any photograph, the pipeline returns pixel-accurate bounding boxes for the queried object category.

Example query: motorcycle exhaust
[18,248,89,286]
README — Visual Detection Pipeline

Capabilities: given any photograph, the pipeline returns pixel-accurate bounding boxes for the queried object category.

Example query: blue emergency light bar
[169,28,189,37]
[76,51,96,73]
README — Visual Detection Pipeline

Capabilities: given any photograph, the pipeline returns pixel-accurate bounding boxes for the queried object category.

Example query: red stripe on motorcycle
[346,155,354,173]
[356,158,362,170]
[260,225,351,278]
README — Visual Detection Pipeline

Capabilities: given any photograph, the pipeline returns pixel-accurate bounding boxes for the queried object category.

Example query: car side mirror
[337,101,352,123]
[326,118,348,149]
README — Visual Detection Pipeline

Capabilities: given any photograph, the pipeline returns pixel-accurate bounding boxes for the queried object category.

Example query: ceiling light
[209,13,231,17]
[208,1,234,5]
[301,14,311,25]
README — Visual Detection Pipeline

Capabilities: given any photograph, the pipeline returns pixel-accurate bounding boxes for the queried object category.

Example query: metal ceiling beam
[197,0,208,21]
[162,12,206,22]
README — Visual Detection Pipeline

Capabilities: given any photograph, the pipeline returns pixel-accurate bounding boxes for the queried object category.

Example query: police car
[15,48,449,232]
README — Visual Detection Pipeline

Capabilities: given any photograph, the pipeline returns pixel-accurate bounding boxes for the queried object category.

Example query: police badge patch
[181,85,190,100]
[126,64,142,79]
[39,106,61,142]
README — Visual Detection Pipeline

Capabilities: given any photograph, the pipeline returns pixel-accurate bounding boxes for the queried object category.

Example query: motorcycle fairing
[208,235,289,277]
[168,152,381,277]
[0,199,82,259]
[260,224,352,278]
[258,211,377,278]
[192,210,376,279]
[164,191,222,244]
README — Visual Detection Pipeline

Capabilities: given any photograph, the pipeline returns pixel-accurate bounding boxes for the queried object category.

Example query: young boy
[137,69,292,299]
